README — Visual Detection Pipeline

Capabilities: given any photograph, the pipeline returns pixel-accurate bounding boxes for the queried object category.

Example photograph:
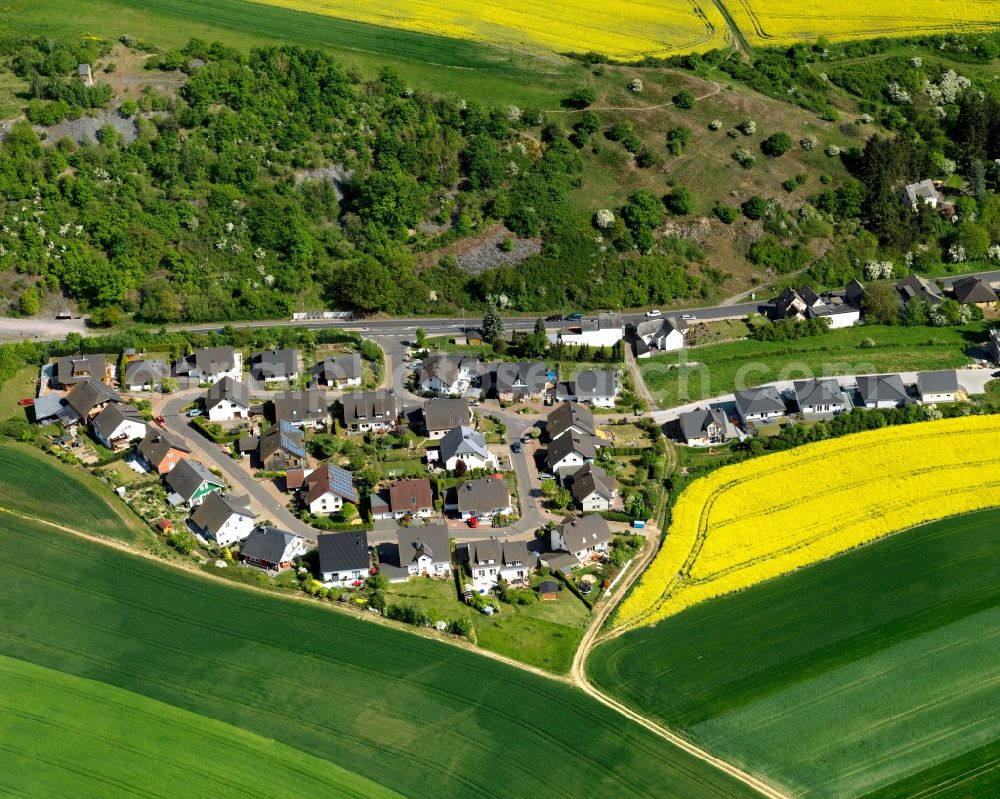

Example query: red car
[17,398,34,406]
[468,516,479,528]
[154,415,167,426]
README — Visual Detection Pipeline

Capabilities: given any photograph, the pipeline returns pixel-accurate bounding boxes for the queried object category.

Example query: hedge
[553,568,594,610]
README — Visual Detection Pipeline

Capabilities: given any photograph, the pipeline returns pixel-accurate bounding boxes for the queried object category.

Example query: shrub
[741,195,768,220]
[567,87,597,108]
[712,202,739,224]
[673,90,695,109]
[732,148,756,169]
[738,119,757,135]
[761,132,793,157]
[665,187,695,215]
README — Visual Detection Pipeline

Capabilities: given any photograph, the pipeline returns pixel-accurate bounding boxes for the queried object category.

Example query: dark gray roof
[174,346,238,377]
[570,463,617,503]
[556,514,612,552]
[902,179,939,206]
[896,273,943,305]
[536,580,562,594]
[793,378,844,408]
[91,403,146,440]
[64,378,120,421]
[422,398,471,432]
[273,389,327,425]
[206,376,251,411]
[571,369,617,400]
[341,391,398,425]
[547,401,596,440]
[734,386,785,416]
[32,393,66,422]
[494,362,549,394]
[56,353,107,387]
[259,421,306,460]
[165,458,223,501]
[546,431,597,469]
[677,407,729,442]
[242,526,302,564]
[250,348,299,380]
[462,537,531,567]
[318,530,370,574]
[455,477,511,514]
[418,355,483,388]
[312,353,362,383]
[190,492,256,535]
[917,370,958,395]
[857,374,908,404]
[138,429,190,466]
[845,279,866,305]
[635,317,687,340]
[395,524,450,566]
[951,276,998,305]
[439,425,489,463]
[123,359,170,387]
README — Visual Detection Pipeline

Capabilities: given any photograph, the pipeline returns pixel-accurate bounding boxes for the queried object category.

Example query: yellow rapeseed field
[727,0,1000,46]
[247,0,730,60]
[617,416,1000,629]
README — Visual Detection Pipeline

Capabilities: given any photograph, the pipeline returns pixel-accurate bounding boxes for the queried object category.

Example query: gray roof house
[341,390,398,433]
[896,273,944,307]
[793,378,847,418]
[249,348,299,382]
[422,397,472,438]
[189,492,257,547]
[379,524,452,582]
[137,429,191,474]
[457,537,533,590]
[318,531,371,585]
[569,463,617,511]
[55,353,108,388]
[453,476,513,520]
[273,389,328,429]
[900,179,941,211]
[492,362,549,401]
[123,359,170,391]
[551,514,613,564]
[164,458,225,508]
[555,369,619,407]
[546,431,597,477]
[418,355,484,396]
[734,386,786,425]
[856,374,910,409]
[173,346,242,382]
[241,526,306,572]
[951,276,998,306]
[438,425,496,471]
[64,377,120,422]
[635,317,687,355]
[916,370,959,403]
[312,353,362,388]
[676,407,733,447]
[258,421,308,471]
[91,403,147,450]
[206,376,252,421]
[547,401,596,442]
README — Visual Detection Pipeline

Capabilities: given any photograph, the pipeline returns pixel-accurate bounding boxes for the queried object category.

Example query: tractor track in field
[3,504,789,799]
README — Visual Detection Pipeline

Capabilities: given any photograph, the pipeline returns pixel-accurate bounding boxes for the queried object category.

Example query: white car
[681,313,696,320]
[645,309,662,318]
[186,408,203,418]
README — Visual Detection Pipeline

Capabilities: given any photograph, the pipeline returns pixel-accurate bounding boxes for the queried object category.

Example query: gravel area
[295,164,353,201]
[40,111,139,146]
[457,229,541,274]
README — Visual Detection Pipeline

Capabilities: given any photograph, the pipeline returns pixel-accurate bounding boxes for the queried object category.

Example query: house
[173,347,242,383]
[950,276,998,308]
[845,279,866,307]
[547,401,596,443]
[54,354,108,389]
[122,359,170,392]
[793,378,847,418]
[991,329,1000,364]
[378,524,452,582]
[418,355,483,396]
[370,478,434,521]
[734,386,785,426]
[241,526,306,572]
[64,378,120,422]
[569,463,617,511]
[77,63,93,86]
[164,458,225,508]
[311,353,362,389]
[675,407,734,447]
[258,421,308,471]
[451,476,513,522]
[896,273,943,307]
[422,397,472,439]
[206,377,252,422]
[457,537,533,592]
[546,431,597,479]
[341,391,398,434]
[189,492,257,547]
[805,295,861,329]
[91,404,147,450]
[634,316,687,357]
[900,179,941,211]
[555,369,619,408]
[773,286,821,320]
[318,531,371,586]
[551,514,613,565]
[856,374,909,409]
[437,426,498,472]
[493,362,549,402]
[556,313,624,348]
[137,430,191,475]
[273,389,328,430]
[302,463,359,515]
[249,348,299,382]
[917,370,959,403]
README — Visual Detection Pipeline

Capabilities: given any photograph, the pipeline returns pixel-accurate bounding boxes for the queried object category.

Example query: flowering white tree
[910,56,923,67]
[826,144,842,157]
[595,209,615,229]
[800,136,817,150]
[987,244,1000,261]
[863,260,894,280]
[628,78,643,93]
[507,105,522,122]
[708,119,722,130]
[732,148,756,169]
[948,243,967,263]
[886,82,911,104]
[738,119,756,135]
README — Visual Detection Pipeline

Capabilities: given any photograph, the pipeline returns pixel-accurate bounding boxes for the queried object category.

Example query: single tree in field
[482,303,504,343]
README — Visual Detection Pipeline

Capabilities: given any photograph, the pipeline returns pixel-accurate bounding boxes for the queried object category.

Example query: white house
[206,377,251,422]
[122,359,170,392]
[249,348,299,383]
[569,463,617,512]
[91,404,147,451]
[551,514,613,566]
[174,347,242,384]
[382,524,452,583]
[793,378,847,418]
[240,526,306,572]
[856,374,909,410]
[459,537,533,592]
[418,355,483,396]
[312,353,362,389]
[734,386,786,426]
[555,313,624,349]
[917,370,959,403]
[437,425,498,472]
[301,463,358,516]
[189,492,258,547]
[546,432,596,479]
[555,370,619,408]
[635,316,687,357]
[547,401,596,442]
[675,407,734,447]
[422,397,473,439]
[318,531,370,587]
[451,476,513,522]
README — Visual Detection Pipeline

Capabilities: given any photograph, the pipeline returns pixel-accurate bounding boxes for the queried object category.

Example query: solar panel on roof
[326,464,358,502]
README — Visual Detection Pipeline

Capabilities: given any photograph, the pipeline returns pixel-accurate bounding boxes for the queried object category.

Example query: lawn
[0,514,758,799]
[0,441,147,542]
[589,507,1000,799]
[0,365,37,422]
[641,323,983,407]
[0,655,397,798]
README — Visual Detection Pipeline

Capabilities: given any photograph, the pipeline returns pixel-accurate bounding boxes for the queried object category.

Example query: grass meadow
[640,322,983,406]
[0,654,398,798]
[589,508,1000,798]
[0,511,758,798]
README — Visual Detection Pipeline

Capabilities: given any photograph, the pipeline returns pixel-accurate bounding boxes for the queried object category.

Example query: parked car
[511,442,522,454]
[186,408,203,417]
[545,314,562,322]
[521,434,532,443]
[538,473,555,481]
[565,312,583,322]
[154,415,166,426]
[468,399,479,406]
[681,313,696,320]
[645,309,662,318]
[17,398,34,406]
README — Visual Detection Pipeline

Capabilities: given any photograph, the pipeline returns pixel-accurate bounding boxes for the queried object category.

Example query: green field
[589,508,1000,798]
[0,441,147,542]
[6,0,580,106]
[0,654,398,798]
[0,510,756,797]
[641,323,982,407]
